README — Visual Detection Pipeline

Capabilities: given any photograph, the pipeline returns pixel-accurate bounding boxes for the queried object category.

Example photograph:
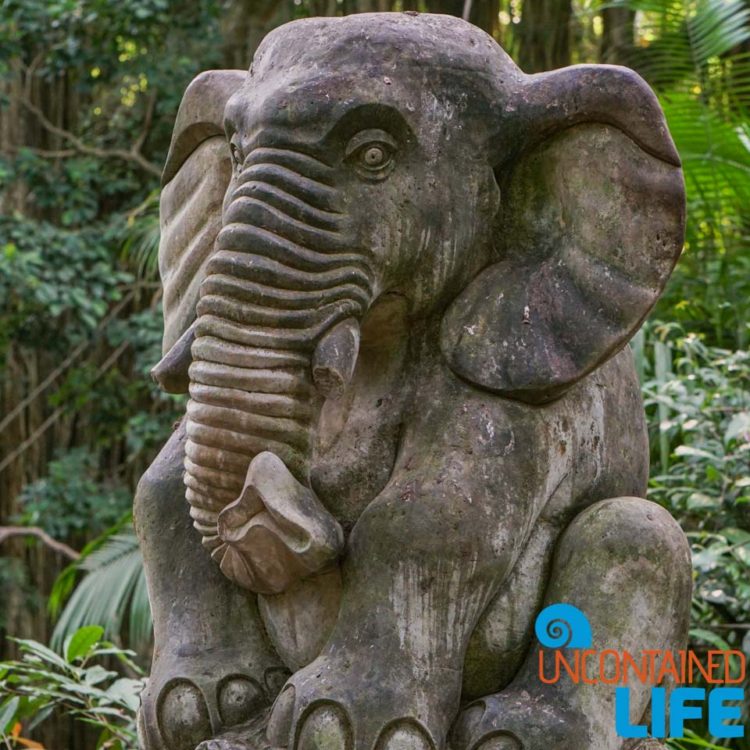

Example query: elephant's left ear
[441,65,685,404]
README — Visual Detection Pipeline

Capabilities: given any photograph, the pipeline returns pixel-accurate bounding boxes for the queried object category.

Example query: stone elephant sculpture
[135,12,692,750]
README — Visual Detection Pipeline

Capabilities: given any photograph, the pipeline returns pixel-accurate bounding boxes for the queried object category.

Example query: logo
[534,603,746,739]
[535,602,593,649]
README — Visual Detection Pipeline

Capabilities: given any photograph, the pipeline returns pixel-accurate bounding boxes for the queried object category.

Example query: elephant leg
[264,467,517,750]
[461,519,557,702]
[135,419,287,750]
[451,497,692,750]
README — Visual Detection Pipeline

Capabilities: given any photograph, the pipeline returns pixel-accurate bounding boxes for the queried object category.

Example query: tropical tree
[617,0,750,348]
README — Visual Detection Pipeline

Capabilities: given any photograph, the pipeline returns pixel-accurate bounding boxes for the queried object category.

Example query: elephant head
[154,13,684,592]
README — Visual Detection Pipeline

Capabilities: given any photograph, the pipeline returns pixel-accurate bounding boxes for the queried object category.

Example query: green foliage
[2,150,139,226]
[0,561,41,633]
[39,303,185,461]
[639,322,750,744]
[17,450,131,539]
[0,216,132,354]
[107,305,168,382]
[617,0,750,348]
[120,191,160,281]
[0,626,143,749]
[50,518,151,655]
[668,731,735,750]
[643,323,750,520]
[0,0,223,146]
[106,304,186,461]
[642,323,750,627]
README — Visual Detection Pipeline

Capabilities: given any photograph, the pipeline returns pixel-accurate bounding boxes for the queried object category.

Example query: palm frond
[120,190,161,281]
[615,0,750,346]
[51,521,152,656]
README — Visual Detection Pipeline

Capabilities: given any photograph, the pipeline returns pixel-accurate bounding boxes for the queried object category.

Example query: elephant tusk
[150,322,196,394]
[312,317,361,400]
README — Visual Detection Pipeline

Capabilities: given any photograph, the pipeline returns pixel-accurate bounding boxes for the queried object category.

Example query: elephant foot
[135,422,289,750]
[265,651,446,750]
[450,689,589,750]
[138,648,289,750]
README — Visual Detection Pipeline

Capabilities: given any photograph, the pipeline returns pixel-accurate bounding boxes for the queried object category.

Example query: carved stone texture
[136,11,691,750]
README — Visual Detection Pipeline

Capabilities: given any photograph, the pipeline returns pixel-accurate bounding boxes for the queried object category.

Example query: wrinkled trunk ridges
[184,147,373,563]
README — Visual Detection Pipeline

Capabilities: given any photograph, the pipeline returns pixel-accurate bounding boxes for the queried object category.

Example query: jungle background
[0,0,749,747]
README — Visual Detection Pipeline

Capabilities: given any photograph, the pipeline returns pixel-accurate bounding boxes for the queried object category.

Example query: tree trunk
[601,6,635,65]
[517,0,572,73]
[220,0,295,69]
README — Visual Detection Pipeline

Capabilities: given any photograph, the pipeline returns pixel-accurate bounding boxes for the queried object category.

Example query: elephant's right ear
[441,65,685,405]
[157,70,246,381]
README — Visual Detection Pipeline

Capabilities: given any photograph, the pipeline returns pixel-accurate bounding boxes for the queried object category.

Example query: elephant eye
[363,145,387,168]
[346,129,397,180]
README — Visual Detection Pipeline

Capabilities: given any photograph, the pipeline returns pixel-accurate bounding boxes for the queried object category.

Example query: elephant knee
[133,468,158,533]
[134,421,187,539]
[561,497,690,570]
[545,497,692,652]
[552,497,692,636]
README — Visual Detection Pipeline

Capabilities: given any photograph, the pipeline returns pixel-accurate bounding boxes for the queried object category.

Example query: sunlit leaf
[64,625,104,663]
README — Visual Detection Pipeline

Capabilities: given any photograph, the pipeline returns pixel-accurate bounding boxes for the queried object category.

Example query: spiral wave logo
[534,603,593,649]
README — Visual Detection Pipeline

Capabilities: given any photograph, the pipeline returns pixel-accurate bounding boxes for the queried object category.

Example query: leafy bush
[0,626,143,750]
[641,322,750,631]
[639,322,750,745]
[17,450,131,540]
[0,216,133,355]
[106,304,186,464]
[642,324,750,517]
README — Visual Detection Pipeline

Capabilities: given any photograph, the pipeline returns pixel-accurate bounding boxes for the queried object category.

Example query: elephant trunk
[183,146,373,569]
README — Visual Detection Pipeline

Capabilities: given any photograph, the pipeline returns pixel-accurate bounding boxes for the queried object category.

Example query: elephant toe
[218,676,266,727]
[265,654,445,750]
[451,690,588,750]
[296,704,352,750]
[375,721,434,750]
[474,735,524,750]
[138,651,276,750]
[159,679,212,750]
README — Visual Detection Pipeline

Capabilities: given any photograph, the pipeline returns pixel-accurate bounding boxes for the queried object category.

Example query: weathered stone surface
[158,69,245,355]
[135,11,691,750]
